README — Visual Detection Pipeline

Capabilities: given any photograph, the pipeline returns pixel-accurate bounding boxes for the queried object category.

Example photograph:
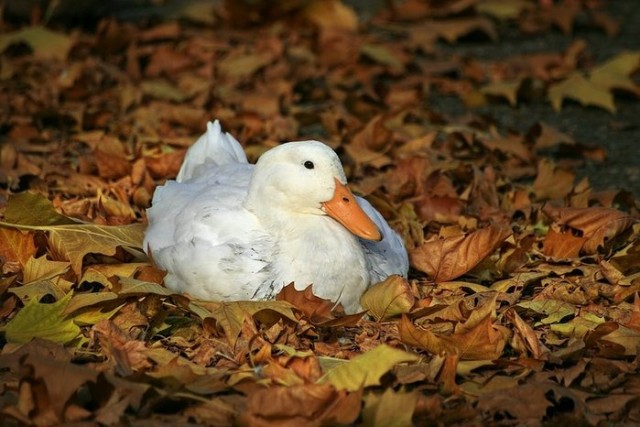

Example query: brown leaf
[409,225,511,282]
[541,226,586,259]
[276,283,363,326]
[543,206,635,254]
[532,159,575,200]
[399,314,507,360]
[243,384,361,427]
[506,308,549,360]
[92,319,152,376]
[530,122,575,150]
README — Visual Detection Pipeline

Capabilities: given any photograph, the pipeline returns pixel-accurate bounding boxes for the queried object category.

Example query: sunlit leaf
[0,228,36,273]
[4,293,81,344]
[360,275,415,321]
[319,344,420,391]
[0,192,145,274]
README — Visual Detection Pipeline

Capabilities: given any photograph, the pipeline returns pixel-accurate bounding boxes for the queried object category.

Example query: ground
[0,1,639,426]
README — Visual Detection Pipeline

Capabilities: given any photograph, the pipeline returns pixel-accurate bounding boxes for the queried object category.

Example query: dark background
[5,0,639,196]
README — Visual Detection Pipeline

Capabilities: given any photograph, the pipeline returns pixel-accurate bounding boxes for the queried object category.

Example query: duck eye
[304,161,314,169]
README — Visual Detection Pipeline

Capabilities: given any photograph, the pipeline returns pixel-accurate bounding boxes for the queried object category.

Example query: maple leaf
[5,293,81,344]
[0,192,145,274]
[548,52,640,112]
[0,227,36,274]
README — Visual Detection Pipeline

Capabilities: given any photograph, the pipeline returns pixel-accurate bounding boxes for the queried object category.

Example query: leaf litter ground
[0,0,639,425]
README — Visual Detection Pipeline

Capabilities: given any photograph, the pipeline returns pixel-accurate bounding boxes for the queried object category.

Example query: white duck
[144,121,408,313]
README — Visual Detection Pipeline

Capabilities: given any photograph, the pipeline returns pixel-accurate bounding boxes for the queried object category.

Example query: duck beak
[322,178,382,241]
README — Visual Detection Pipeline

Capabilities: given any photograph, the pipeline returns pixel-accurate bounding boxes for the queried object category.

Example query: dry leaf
[410,225,511,282]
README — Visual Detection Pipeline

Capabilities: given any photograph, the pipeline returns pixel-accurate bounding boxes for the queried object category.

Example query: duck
[143,120,408,313]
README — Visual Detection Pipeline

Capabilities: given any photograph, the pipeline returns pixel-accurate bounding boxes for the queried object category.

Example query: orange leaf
[541,226,586,259]
[0,228,36,274]
[409,225,511,282]
[543,206,634,254]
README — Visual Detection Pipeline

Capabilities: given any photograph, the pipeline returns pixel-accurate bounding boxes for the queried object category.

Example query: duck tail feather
[176,120,248,182]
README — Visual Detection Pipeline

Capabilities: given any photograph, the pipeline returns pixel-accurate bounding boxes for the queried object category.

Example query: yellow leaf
[23,256,71,283]
[477,0,532,20]
[548,72,616,113]
[5,293,81,344]
[480,79,522,106]
[590,51,640,95]
[360,275,415,321]
[362,388,418,427]
[302,0,358,32]
[318,344,420,391]
[63,292,120,316]
[0,26,73,61]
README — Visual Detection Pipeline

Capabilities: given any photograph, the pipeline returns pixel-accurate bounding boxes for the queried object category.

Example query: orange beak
[322,178,382,241]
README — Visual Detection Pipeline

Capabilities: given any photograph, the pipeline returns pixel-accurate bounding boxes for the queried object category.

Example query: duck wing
[145,122,275,301]
[356,197,409,283]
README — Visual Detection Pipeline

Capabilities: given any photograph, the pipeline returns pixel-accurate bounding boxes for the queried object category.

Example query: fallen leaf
[196,300,297,347]
[0,26,74,60]
[0,228,36,274]
[548,72,616,113]
[319,344,420,391]
[0,192,145,274]
[360,275,415,321]
[409,225,511,282]
[362,388,418,427]
[532,158,575,200]
[399,314,507,360]
[480,79,522,106]
[543,206,634,254]
[5,293,81,344]
[517,299,576,325]
[541,226,586,259]
[243,384,361,427]
[302,0,358,32]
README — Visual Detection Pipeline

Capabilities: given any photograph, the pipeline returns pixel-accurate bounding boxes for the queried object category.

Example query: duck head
[245,141,382,241]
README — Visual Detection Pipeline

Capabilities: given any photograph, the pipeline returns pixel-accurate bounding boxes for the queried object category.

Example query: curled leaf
[409,225,511,282]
